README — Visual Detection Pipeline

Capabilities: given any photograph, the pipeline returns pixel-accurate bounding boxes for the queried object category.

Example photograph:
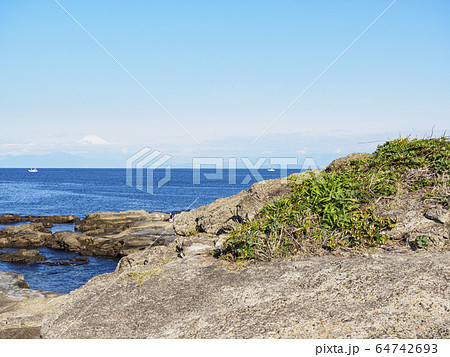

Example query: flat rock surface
[0,271,63,339]
[41,245,450,339]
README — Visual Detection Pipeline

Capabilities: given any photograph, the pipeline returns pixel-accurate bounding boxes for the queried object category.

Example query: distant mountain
[0,152,124,168]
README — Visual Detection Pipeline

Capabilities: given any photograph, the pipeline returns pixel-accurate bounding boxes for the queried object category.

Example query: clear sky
[0,0,449,167]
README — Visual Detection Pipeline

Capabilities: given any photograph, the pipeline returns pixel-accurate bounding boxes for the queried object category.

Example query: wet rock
[0,223,52,248]
[69,256,89,263]
[0,249,46,263]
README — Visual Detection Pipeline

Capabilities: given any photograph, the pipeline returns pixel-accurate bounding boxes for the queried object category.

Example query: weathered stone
[173,173,307,235]
[75,210,169,232]
[28,215,79,224]
[41,247,450,339]
[69,256,89,263]
[0,249,46,263]
[46,221,177,258]
[0,271,62,339]
[0,214,79,225]
[325,153,371,172]
[46,231,82,252]
[425,207,450,224]
[0,214,28,224]
[0,223,52,248]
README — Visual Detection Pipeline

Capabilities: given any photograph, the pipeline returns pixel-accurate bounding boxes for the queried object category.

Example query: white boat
[28,168,38,173]
[267,168,275,172]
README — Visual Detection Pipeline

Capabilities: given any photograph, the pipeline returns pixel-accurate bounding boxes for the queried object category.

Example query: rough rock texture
[0,214,78,224]
[45,221,177,258]
[0,211,176,258]
[0,249,46,263]
[40,236,450,338]
[0,223,52,248]
[0,215,28,224]
[75,210,169,232]
[0,272,63,339]
[325,153,371,172]
[173,173,313,235]
[376,189,450,252]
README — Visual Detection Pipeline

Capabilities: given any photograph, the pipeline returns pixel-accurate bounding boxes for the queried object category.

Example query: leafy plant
[416,235,430,249]
[221,137,450,261]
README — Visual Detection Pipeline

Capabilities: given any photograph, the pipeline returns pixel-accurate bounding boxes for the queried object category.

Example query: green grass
[221,137,450,261]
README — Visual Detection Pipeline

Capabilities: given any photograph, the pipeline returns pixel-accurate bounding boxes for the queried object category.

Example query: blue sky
[0,0,449,167]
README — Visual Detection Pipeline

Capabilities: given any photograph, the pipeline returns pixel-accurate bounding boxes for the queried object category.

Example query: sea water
[0,168,298,293]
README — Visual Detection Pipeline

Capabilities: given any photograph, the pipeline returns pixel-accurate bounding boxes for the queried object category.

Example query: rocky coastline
[0,153,449,339]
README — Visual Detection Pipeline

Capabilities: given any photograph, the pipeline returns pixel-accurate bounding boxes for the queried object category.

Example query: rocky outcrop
[40,236,450,338]
[0,214,79,224]
[45,220,177,258]
[0,272,62,339]
[376,190,450,251]
[325,153,371,172]
[0,215,28,224]
[0,223,52,248]
[75,210,169,232]
[173,173,308,235]
[0,249,46,263]
[0,211,176,258]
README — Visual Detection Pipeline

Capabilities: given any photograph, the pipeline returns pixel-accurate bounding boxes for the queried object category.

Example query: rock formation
[0,249,46,263]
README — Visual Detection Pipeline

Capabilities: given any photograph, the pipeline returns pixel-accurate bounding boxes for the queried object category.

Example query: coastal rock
[0,214,79,225]
[0,214,28,224]
[377,192,450,251]
[41,248,450,339]
[45,231,83,252]
[0,249,46,263]
[75,210,169,232]
[28,215,79,224]
[173,173,305,235]
[0,271,63,339]
[46,221,177,258]
[69,256,89,263]
[0,223,52,248]
[325,153,371,172]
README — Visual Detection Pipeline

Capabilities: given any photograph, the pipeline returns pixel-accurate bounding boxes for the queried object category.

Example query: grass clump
[222,137,450,261]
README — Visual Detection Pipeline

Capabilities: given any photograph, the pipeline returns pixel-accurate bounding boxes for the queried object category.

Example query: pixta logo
[126,148,172,194]
[126,148,320,194]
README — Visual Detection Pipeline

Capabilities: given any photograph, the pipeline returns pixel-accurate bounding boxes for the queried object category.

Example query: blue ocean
[0,168,298,293]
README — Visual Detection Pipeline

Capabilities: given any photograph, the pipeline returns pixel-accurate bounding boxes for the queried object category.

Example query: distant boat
[267,168,275,172]
[28,168,38,173]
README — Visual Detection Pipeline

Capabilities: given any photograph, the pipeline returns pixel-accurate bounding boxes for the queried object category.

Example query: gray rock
[173,173,311,235]
[41,248,450,339]
[75,210,169,232]
[425,207,450,224]
[0,271,62,339]
[325,153,371,172]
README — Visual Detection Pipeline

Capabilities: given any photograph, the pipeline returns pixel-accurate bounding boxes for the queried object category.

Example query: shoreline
[1,151,449,338]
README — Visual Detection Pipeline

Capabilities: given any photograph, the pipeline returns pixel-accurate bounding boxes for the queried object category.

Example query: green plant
[222,137,450,261]
[186,228,199,237]
[416,235,430,249]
